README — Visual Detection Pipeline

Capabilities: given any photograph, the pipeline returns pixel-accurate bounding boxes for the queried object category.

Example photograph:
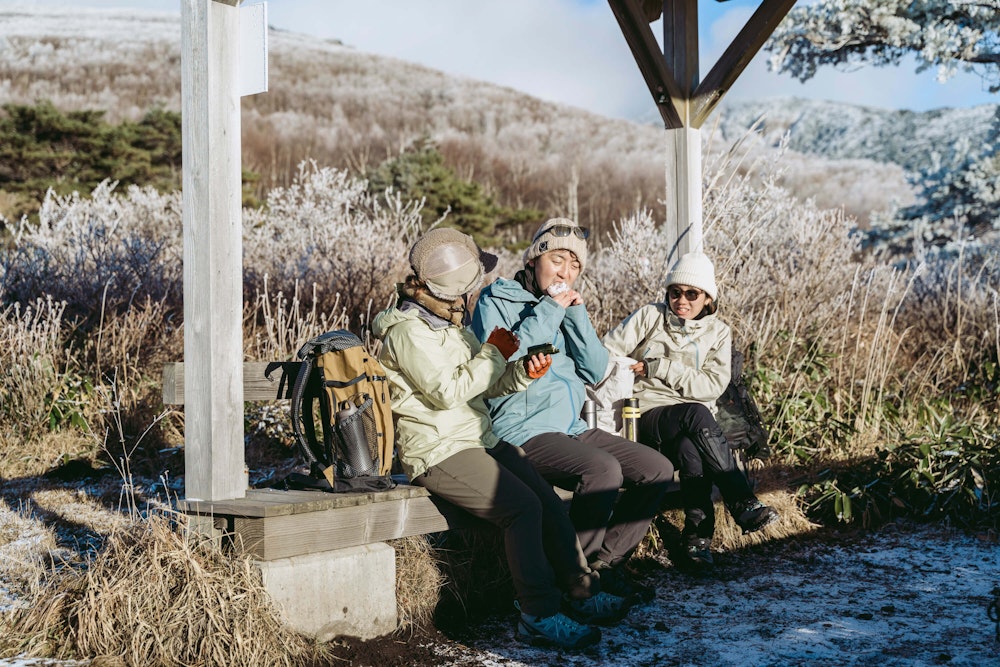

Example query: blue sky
[10,0,999,120]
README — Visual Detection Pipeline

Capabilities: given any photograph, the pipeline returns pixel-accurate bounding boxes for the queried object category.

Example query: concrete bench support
[257,543,397,641]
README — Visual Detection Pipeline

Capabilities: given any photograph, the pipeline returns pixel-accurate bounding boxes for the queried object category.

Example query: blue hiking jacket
[471,276,609,445]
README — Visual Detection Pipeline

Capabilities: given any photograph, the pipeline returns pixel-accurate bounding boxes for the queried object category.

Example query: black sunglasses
[534,224,590,241]
[667,287,705,302]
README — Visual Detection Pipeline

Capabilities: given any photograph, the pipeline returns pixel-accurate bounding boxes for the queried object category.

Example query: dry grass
[0,512,329,666]
[637,464,818,563]
[391,535,444,631]
[0,507,58,606]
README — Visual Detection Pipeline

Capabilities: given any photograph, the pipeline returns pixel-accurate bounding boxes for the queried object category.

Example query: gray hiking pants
[413,441,593,618]
[521,428,675,567]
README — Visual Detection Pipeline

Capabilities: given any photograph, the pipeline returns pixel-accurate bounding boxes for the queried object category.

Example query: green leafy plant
[799,401,999,530]
[45,369,93,432]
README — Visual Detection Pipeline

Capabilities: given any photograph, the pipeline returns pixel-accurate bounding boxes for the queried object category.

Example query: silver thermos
[583,399,597,430]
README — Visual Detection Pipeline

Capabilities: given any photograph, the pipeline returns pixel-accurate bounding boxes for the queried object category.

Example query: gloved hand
[524,353,552,379]
[486,327,520,360]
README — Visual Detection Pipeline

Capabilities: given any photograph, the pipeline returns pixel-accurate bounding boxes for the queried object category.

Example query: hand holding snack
[546,281,582,307]
[550,288,583,308]
[546,282,570,297]
[486,327,520,360]
[524,353,552,379]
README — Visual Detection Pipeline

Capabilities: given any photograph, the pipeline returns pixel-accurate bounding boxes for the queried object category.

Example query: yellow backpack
[290,330,395,489]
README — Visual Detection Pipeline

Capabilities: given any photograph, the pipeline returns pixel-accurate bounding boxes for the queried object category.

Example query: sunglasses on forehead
[534,224,590,241]
[667,287,705,302]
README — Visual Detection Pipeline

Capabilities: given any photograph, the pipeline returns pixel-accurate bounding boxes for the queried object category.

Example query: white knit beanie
[664,252,718,301]
[523,218,588,272]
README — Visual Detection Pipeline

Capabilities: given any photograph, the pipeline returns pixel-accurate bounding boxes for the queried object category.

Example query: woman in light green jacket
[603,252,779,569]
[372,229,630,650]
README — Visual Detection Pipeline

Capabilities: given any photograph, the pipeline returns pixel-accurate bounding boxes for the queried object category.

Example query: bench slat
[162,361,301,405]
[179,486,433,518]
[179,486,574,559]
[233,495,471,559]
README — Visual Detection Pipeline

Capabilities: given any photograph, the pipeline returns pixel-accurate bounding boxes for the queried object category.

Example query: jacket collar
[663,304,714,331]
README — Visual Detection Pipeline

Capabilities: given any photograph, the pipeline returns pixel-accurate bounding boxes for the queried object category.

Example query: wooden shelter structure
[178,0,797,505]
[609,0,796,259]
[174,0,796,638]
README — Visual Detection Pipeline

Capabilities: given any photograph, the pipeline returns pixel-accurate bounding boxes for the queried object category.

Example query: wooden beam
[662,0,698,124]
[607,0,684,129]
[180,0,246,501]
[692,0,797,127]
[162,362,302,405]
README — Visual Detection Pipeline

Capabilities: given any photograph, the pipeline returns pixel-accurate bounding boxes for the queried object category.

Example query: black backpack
[715,350,771,460]
[288,330,395,492]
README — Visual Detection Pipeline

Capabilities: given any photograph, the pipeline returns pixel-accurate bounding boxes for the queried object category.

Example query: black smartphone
[527,343,560,356]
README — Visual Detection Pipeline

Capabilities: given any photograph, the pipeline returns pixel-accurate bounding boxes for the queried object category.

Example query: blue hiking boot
[590,559,656,603]
[517,611,601,649]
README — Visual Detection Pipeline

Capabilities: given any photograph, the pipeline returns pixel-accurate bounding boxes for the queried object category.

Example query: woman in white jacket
[602,252,778,568]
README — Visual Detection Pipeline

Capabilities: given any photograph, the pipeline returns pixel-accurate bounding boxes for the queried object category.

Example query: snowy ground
[1,522,997,666]
[423,522,1000,667]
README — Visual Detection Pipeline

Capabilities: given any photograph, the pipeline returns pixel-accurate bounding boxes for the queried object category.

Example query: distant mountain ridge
[1,7,961,228]
[716,97,998,173]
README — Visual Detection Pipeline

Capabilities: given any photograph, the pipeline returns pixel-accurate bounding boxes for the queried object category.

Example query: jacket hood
[372,304,414,340]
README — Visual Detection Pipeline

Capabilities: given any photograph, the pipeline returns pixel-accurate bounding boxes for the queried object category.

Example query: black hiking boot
[730,498,779,534]
[590,559,656,603]
[682,536,714,570]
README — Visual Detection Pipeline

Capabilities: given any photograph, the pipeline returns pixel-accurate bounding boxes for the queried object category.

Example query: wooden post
[664,127,702,257]
[662,0,701,258]
[610,0,797,262]
[180,0,246,501]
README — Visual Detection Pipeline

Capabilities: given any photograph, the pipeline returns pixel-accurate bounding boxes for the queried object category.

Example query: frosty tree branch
[767,0,1000,92]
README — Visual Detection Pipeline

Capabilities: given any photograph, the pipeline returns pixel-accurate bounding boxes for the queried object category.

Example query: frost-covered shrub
[590,142,878,353]
[865,109,1000,263]
[0,296,77,440]
[243,161,424,327]
[894,250,1000,390]
[1,181,182,323]
[586,208,671,335]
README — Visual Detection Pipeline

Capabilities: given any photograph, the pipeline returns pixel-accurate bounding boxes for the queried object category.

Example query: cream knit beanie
[664,252,718,301]
[523,218,589,271]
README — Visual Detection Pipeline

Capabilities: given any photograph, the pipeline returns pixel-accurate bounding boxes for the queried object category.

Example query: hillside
[0,7,915,230]
[716,97,999,173]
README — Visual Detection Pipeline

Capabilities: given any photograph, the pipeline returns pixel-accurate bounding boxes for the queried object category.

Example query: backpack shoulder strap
[289,355,320,468]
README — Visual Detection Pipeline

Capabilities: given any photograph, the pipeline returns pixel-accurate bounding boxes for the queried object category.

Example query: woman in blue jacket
[472,218,674,601]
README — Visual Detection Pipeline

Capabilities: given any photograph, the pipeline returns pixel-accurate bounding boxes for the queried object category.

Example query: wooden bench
[162,359,671,640]
[162,361,510,561]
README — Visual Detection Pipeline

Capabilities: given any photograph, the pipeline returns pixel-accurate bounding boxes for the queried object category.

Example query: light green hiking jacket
[373,302,532,480]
